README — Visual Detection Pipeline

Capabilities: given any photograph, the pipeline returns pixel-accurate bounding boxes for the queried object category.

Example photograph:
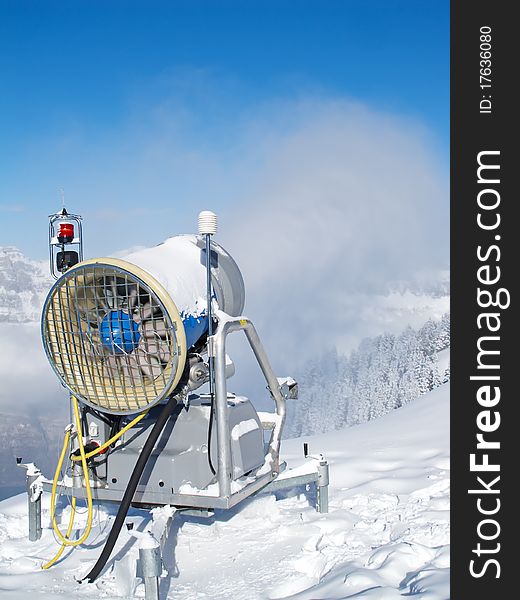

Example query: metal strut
[205,233,215,397]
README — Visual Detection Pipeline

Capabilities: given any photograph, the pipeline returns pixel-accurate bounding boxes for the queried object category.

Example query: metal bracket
[259,455,330,513]
[277,376,299,400]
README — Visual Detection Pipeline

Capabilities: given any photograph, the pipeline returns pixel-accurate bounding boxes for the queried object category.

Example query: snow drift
[0,383,449,599]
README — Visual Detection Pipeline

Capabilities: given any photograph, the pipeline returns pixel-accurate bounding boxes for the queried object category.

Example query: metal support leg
[144,575,159,600]
[316,460,329,514]
[213,328,233,498]
[213,310,287,490]
[139,536,162,600]
[27,471,42,541]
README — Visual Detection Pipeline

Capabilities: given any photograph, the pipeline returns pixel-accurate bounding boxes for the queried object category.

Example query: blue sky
[0,0,449,259]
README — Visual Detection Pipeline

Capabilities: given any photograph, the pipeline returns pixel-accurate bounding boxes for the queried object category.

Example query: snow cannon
[29,207,328,584]
[42,234,245,414]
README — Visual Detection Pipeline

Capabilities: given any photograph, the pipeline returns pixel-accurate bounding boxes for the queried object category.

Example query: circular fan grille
[42,259,187,414]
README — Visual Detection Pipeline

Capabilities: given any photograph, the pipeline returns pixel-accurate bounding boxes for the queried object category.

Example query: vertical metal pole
[139,543,162,600]
[199,213,231,499]
[27,472,42,541]
[77,218,84,262]
[214,329,232,498]
[316,460,329,514]
[72,452,80,489]
[144,576,159,600]
[205,234,214,396]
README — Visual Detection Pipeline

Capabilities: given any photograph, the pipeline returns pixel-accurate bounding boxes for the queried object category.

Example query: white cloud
[0,204,25,213]
[0,323,63,414]
[217,100,448,379]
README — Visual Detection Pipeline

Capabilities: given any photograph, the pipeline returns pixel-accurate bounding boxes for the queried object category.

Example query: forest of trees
[285,313,450,438]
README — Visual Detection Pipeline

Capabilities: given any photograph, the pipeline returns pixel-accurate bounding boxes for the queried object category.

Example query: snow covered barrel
[121,235,245,348]
[41,234,245,415]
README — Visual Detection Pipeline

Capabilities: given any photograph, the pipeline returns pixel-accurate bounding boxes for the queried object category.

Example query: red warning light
[58,223,74,244]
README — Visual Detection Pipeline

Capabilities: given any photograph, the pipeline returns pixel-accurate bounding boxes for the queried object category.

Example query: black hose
[83,392,180,583]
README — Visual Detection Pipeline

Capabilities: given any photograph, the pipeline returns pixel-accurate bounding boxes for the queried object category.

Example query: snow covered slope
[0,384,449,599]
[286,317,450,438]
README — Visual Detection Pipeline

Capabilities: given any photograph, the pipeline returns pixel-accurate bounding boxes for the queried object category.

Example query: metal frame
[40,309,303,511]
[48,209,84,280]
[260,459,330,514]
[38,308,330,519]
[40,461,329,512]
[211,309,286,498]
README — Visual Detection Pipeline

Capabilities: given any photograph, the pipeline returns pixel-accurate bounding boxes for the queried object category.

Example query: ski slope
[0,384,449,599]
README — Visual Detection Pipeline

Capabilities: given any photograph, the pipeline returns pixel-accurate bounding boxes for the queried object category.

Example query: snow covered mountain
[0,247,51,323]
[0,248,63,499]
[0,412,68,501]
[0,383,449,599]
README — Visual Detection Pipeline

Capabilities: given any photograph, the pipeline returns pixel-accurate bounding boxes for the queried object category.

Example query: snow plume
[219,99,449,380]
[21,94,447,366]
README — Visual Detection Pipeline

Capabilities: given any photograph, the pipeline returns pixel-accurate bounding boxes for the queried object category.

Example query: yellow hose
[70,410,148,461]
[42,495,77,569]
[42,429,75,569]
[43,398,147,569]
[42,396,93,568]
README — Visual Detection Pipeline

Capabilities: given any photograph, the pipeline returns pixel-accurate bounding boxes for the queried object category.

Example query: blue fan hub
[100,310,141,354]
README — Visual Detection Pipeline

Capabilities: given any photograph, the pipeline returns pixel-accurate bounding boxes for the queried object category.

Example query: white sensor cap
[198,210,218,235]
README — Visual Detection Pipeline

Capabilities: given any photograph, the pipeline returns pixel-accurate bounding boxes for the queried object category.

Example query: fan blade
[104,355,121,379]
[139,338,171,363]
[128,287,139,309]
[135,349,163,380]
[133,297,160,323]
[142,319,168,339]
[84,330,104,358]
[67,278,105,324]
[120,354,145,387]
[141,300,155,321]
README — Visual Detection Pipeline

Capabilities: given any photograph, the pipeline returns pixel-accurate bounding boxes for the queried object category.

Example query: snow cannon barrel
[41,234,245,415]
[120,235,244,348]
